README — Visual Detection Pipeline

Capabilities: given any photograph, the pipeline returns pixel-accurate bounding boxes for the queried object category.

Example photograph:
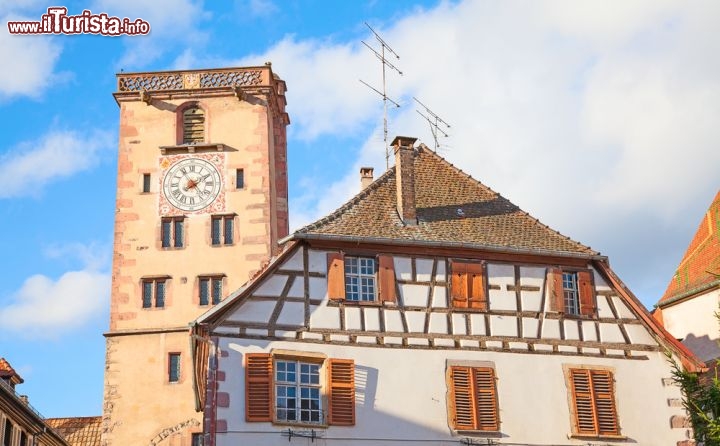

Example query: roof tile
[296,145,596,256]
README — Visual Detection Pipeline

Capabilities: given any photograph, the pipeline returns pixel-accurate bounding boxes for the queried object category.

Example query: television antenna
[414,97,451,152]
[359,22,402,168]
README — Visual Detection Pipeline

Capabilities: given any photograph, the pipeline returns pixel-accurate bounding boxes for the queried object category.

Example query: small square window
[168,353,181,383]
[344,257,376,301]
[161,217,184,248]
[211,215,234,246]
[142,279,166,308]
[199,276,223,306]
[142,173,151,193]
[191,433,204,446]
[236,169,244,189]
[563,272,580,315]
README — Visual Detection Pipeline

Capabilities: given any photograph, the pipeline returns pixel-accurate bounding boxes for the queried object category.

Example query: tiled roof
[295,145,597,256]
[658,190,720,305]
[0,357,23,384]
[46,417,102,446]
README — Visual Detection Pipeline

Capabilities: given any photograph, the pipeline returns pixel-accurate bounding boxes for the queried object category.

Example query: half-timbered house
[192,136,702,446]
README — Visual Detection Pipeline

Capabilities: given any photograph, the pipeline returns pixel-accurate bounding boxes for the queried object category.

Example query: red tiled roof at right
[659,190,720,305]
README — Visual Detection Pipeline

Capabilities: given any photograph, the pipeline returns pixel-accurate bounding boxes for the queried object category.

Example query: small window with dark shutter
[548,268,596,316]
[447,364,500,432]
[567,367,620,438]
[236,169,244,189]
[142,173,151,193]
[450,260,487,310]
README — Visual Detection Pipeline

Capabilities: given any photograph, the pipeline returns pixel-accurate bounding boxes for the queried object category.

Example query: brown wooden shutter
[450,261,469,308]
[327,359,355,426]
[448,366,499,431]
[377,255,397,303]
[466,263,487,310]
[327,252,345,300]
[548,268,564,312]
[590,370,619,436]
[449,366,476,430]
[570,368,597,434]
[245,353,272,422]
[473,367,499,431]
[578,270,596,316]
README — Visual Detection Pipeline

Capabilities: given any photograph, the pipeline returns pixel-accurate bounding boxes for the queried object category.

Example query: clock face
[162,158,222,212]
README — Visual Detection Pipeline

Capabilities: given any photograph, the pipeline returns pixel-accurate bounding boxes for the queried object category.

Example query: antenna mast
[360,22,402,168]
[413,97,451,152]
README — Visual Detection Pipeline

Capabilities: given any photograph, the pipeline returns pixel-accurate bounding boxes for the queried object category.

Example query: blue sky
[0,0,718,419]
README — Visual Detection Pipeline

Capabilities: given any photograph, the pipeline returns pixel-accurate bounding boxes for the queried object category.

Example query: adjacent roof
[293,145,598,257]
[46,417,102,446]
[658,190,720,306]
[0,357,23,384]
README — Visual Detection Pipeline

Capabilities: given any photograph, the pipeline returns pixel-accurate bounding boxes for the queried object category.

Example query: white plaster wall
[214,339,685,446]
[662,289,720,361]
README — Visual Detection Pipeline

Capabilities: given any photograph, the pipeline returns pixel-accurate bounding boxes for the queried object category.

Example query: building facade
[103,65,289,446]
[0,359,68,446]
[192,138,702,446]
[654,190,720,363]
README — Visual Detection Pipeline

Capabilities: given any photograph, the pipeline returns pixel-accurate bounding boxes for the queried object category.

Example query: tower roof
[293,144,598,257]
[658,190,720,306]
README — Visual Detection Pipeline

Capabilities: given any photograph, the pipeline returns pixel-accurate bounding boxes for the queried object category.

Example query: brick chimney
[392,136,418,226]
[360,167,374,190]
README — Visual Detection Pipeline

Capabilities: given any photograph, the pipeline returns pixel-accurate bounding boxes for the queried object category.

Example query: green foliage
[669,351,720,445]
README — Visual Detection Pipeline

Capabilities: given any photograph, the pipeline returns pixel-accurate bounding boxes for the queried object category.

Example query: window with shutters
[161,216,184,248]
[548,268,596,317]
[182,106,205,144]
[566,367,620,438]
[345,257,376,301]
[447,364,500,432]
[245,353,355,427]
[326,252,396,303]
[450,260,487,310]
[211,215,234,246]
[142,278,167,308]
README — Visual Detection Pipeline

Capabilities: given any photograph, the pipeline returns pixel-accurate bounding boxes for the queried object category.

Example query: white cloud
[0,130,113,199]
[0,270,110,339]
[0,240,111,339]
[259,0,719,304]
[0,14,63,100]
[92,0,210,68]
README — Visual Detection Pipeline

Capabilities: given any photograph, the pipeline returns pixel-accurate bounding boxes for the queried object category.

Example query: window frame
[344,256,377,302]
[182,106,205,144]
[190,433,204,446]
[211,215,235,246]
[142,173,151,193]
[245,352,355,427]
[326,252,396,304]
[168,352,181,383]
[141,277,167,309]
[2,418,12,446]
[161,216,185,249]
[198,275,223,306]
[548,268,596,317]
[446,362,500,433]
[235,168,245,189]
[274,359,323,424]
[564,366,622,439]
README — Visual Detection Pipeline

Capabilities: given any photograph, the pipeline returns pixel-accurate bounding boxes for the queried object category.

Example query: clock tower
[104,65,289,446]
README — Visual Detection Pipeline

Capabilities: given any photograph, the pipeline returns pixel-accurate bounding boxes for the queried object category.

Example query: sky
[0,0,718,419]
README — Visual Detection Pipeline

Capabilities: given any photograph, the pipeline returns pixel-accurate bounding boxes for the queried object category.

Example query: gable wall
[207,245,691,444]
[661,288,720,362]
